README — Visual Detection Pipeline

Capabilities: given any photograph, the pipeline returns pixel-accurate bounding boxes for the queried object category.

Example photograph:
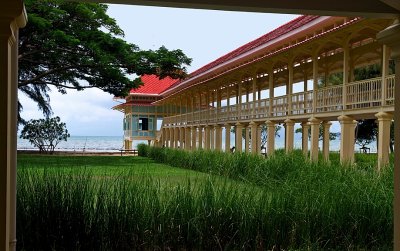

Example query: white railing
[385,75,395,106]
[272,96,288,117]
[161,75,395,128]
[346,76,382,109]
[291,91,313,115]
[316,85,343,112]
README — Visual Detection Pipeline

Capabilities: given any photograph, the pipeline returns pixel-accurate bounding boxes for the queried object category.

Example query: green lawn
[18,154,207,179]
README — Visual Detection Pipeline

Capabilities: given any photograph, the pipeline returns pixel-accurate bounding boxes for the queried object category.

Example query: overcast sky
[19,5,302,136]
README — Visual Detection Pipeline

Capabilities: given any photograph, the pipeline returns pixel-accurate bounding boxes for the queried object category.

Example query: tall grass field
[17,150,393,250]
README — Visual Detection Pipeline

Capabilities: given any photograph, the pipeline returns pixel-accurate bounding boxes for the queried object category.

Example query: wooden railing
[346,76,382,109]
[316,85,343,112]
[161,75,395,127]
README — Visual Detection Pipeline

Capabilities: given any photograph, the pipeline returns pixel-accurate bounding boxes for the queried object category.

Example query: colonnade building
[114,15,395,169]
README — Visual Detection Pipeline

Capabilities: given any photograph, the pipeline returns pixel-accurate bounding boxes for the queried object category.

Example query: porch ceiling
[82,0,399,17]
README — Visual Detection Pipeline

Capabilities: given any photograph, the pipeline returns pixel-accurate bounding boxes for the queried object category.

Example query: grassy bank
[17,153,393,249]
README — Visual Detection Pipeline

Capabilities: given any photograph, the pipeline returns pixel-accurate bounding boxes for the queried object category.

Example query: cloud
[19,87,123,136]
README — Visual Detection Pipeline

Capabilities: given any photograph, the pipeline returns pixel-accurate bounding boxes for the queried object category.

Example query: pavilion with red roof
[113,14,395,171]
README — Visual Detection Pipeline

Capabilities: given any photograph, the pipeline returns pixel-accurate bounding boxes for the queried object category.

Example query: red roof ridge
[167,15,319,90]
[130,75,178,95]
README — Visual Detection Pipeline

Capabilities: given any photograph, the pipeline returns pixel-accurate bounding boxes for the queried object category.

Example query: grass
[17,151,394,250]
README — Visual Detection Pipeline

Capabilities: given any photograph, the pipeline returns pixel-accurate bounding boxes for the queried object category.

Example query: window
[138,118,149,131]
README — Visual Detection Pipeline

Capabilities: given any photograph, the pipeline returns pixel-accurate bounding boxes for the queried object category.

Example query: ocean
[18,136,144,152]
[17,134,376,153]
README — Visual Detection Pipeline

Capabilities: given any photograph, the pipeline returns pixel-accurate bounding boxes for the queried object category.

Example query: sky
[18,5,312,136]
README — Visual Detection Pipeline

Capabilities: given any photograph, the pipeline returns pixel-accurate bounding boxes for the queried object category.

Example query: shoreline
[17,150,138,156]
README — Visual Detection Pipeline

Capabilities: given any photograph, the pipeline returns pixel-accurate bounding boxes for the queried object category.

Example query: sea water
[18,134,376,153]
[17,136,145,152]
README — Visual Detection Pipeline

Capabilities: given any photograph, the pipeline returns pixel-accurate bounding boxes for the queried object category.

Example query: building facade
[116,15,396,169]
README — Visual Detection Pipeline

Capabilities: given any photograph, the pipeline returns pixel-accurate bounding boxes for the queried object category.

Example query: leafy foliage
[295,124,339,141]
[18,0,192,122]
[20,116,70,154]
[231,124,281,149]
[354,119,378,148]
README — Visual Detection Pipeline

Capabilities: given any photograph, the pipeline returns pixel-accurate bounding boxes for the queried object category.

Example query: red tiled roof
[130,75,177,95]
[167,15,319,90]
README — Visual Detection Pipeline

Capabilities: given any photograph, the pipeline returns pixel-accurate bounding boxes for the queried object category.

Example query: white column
[250,121,258,154]
[215,125,222,151]
[235,123,243,153]
[377,20,400,250]
[191,126,197,150]
[266,121,275,156]
[257,126,262,155]
[0,4,26,251]
[322,121,332,162]
[301,122,310,156]
[284,119,295,153]
[244,125,250,153]
[338,115,356,164]
[204,125,210,150]
[198,126,203,149]
[225,124,231,152]
[375,112,393,170]
[185,126,191,150]
[309,117,321,162]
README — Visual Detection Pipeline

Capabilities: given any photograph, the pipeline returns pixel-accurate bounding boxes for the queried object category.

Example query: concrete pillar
[185,127,191,150]
[284,119,295,153]
[245,126,250,153]
[257,126,262,154]
[169,127,174,148]
[191,126,197,150]
[266,121,275,156]
[215,125,222,151]
[225,124,231,152]
[235,123,243,153]
[176,127,181,148]
[309,117,321,162]
[204,125,210,150]
[0,4,26,250]
[322,121,332,162]
[375,112,393,170]
[179,127,185,149]
[377,19,400,251]
[210,126,215,150]
[338,115,356,164]
[250,121,258,154]
[301,122,310,156]
[198,126,203,149]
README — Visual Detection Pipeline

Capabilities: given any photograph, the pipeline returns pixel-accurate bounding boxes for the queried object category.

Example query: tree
[20,116,70,154]
[354,119,378,150]
[231,124,282,149]
[19,0,192,123]
[295,124,339,141]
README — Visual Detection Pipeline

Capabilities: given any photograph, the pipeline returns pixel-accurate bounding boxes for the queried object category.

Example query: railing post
[342,45,350,110]
[312,53,318,114]
[269,70,274,117]
[382,45,390,106]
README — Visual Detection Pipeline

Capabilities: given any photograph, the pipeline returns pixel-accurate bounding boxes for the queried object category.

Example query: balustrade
[160,75,395,128]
